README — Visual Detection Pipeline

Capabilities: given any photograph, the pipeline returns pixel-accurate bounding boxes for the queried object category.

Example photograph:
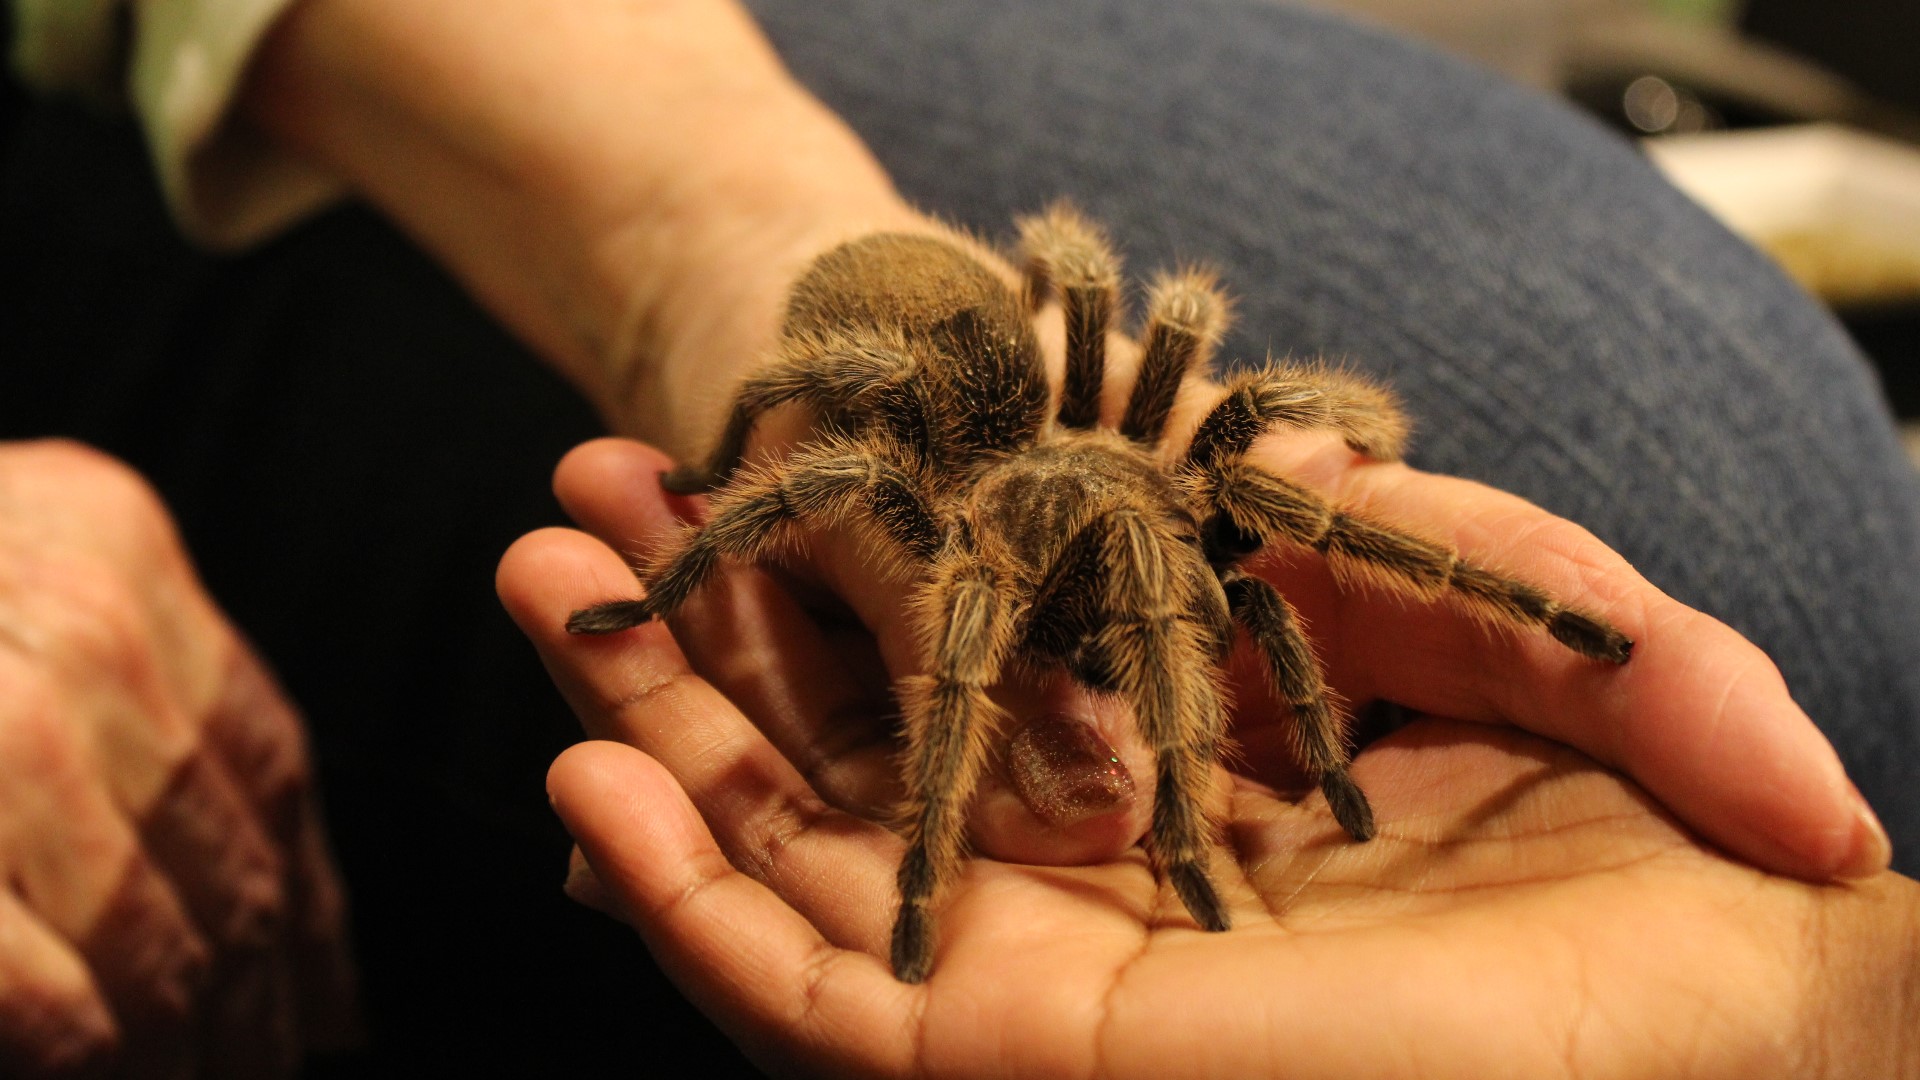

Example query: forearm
[241,0,925,452]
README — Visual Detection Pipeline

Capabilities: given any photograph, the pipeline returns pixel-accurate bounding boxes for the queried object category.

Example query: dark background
[0,65,761,1077]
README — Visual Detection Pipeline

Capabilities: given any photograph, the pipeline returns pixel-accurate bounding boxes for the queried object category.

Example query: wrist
[242,0,929,453]
[590,90,930,455]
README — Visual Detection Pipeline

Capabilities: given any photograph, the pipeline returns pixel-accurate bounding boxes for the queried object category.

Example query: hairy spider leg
[1195,458,1633,664]
[891,546,1017,983]
[1024,516,1235,688]
[1220,569,1375,841]
[1120,269,1229,443]
[566,442,941,634]
[1019,515,1110,682]
[1082,509,1231,934]
[1184,363,1410,470]
[1017,203,1121,430]
[661,331,937,494]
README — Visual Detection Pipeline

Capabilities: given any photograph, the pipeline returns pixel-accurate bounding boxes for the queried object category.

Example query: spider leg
[1183,362,1409,468]
[1079,509,1231,933]
[891,546,1015,983]
[661,330,938,494]
[1120,269,1229,444]
[1221,569,1374,841]
[1026,523,1233,687]
[1195,458,1633,663]
[1017,202,1120,430]
[566,439,940,634]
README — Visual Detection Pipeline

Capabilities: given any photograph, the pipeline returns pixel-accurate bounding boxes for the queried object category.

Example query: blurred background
[1307,0,1920,455]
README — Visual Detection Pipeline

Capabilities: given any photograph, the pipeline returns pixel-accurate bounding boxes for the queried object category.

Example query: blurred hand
[0,441,356,1077]
[499,442,1919,1078]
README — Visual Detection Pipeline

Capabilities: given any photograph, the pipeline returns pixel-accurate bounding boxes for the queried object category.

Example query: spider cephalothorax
[568,205,1632,983]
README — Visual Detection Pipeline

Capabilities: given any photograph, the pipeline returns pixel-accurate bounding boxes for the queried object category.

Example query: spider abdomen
[787,233,1049,463]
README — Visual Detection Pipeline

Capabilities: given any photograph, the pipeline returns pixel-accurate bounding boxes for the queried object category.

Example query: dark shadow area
[1844,304,1920,421]
[0,90,760,1075]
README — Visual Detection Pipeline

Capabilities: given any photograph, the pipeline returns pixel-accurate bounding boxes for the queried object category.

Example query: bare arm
[242,0,929,452]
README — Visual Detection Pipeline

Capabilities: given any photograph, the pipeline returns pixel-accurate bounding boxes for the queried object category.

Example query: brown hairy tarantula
[567,205,1632,983]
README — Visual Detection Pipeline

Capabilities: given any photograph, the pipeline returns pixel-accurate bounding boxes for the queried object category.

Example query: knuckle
[7,443,175,548]
[737,794,835,887]
[0,968,121,1079]
[33,563,151,680]
[649,848,735,925]
[211,667,316,832]
[289,837,351,943]
[0,675,85,784]
[4,439,125,486]
[220,855,290,951]
[252,754,312,837]
[78,855,213,1032]
[29,443,167,528]
[602,667,707,731]
[138,930,212,1032]
[793,940,854,1038]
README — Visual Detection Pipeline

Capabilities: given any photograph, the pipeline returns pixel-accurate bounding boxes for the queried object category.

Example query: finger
[548,742,917,1078]
[277,799,361,1053]
[552,438,1153,863]
[1244,435,1883,882]
[195,953,297,1080]
[682,566,1153,865]
[0,670,208,1073]
[16,583,301,1067]
[553,438,901,817]
[36,839,204,1075]
[498,526,898,950]
[132,733,295,1074]
[198,647,359,1052]
[0,890,119,1077]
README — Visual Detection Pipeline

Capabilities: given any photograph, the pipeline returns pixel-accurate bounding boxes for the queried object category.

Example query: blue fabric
[750,0,1920,869]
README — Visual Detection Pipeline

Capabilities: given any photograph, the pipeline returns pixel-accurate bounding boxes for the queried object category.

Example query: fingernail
[1836,789,1893,880]
[563,856,597,904]
[1007,714,1135,827]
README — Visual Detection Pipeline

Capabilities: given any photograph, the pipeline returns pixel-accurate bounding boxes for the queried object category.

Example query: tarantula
[567,205,1632,983]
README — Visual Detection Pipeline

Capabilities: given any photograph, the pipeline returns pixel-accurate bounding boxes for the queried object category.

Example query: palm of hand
[503,439,1872,1080]
[897,717,1805,1080]
[536,678,1824,1080]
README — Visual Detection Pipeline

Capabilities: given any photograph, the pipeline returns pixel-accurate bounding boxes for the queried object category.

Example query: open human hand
[538,223,1886,979]
[542,730,1917,1080]
[0,441,357,1077]
[537,283,1890,887]
[499,442,1917,1077]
